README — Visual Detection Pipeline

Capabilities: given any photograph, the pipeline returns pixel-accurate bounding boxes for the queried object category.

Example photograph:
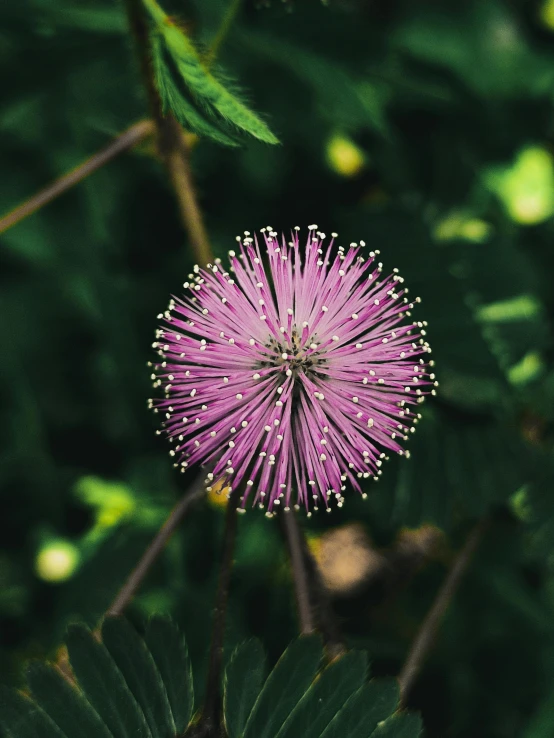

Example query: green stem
[205,0,243,67]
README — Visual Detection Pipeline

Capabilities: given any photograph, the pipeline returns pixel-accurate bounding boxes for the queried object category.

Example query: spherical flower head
[151,226,436,515]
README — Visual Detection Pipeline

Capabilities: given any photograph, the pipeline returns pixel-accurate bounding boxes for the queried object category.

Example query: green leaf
[65,624,151,738]
[483,147,554,226]
[342,210,508,409]
[522,685,554,738]
[101,617,175,738]
[0,620,411,738]
[275,650,369,738]
[26,662,113,738]
[520,457,554,561]
[376,405,533,528]
[321,679,400,738]
[371,712,423,738]
[339,209,538,530]
[239,31,389,137]
[143,615,194,734]
[224,639,266,738]
[462,235,550,387]
[2,618,195,738]
[243,635,322,738]
[392,1,554,99]
[143,0,279,145]
[0,686,67,738]
[151,35,242,147]
[42,6,127,34]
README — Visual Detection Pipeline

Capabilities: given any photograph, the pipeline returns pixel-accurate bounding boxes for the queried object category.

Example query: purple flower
[151,226,436,515]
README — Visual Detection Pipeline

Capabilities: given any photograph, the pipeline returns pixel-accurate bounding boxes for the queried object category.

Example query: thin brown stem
[0,120,155,236]
[193,490,241,738]
[124,0,213,264]
[165,143,213,264]
[397,517,489,705]
[53,476,206,682]
[106,476,206,617]
[281,509,315,635]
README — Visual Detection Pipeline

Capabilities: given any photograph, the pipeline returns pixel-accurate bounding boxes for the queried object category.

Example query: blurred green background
[3,0,554,735]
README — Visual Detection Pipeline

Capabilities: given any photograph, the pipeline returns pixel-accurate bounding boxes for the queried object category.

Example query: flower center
[262,328,325,380]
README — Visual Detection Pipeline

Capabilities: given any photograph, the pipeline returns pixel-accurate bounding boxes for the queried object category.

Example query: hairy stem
[296,526,346,659]
[281,509,316,635]
[0,120,154,236]
[165,145,213,264]
[106,475,206,617]
[398,517,489,704]
[194,490,241,737]
[280,510,345,655]
[124,0,213,264]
